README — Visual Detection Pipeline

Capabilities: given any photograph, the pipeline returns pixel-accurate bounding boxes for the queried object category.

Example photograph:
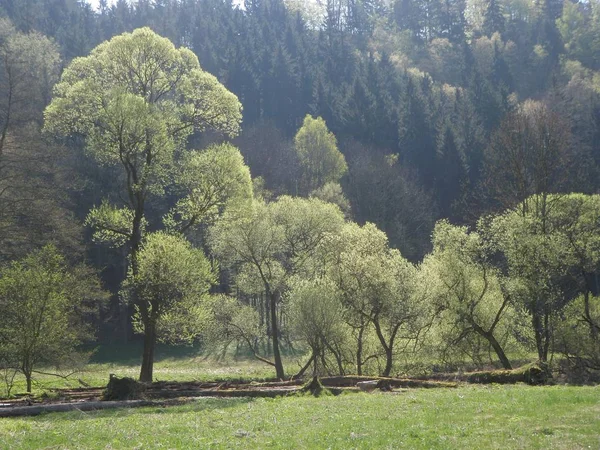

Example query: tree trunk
[486,332,512,369]
[382,348,393,377]
[356,325,364,376]
[469,319,513,369]
[583,290,598,340]
[532,311,547,362]
[139,318,156,382]
[372,317,395,377]
[269,291,285,379]
[25,373,32,394]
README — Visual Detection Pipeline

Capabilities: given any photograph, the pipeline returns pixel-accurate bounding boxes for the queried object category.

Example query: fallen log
[320,376,457,389]
[462,362,551,385]
[413,362,551,386]
[0,399,159,418]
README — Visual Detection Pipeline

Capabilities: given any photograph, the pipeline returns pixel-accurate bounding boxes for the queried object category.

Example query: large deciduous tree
[423,220,517,369]
[0,19,79,260]
[322,222,424,376]
[44,27,246,382]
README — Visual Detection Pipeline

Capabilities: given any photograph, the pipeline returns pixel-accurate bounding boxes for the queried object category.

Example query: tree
[423,220,517,369]
[294,115,347,195]
[483,100,573,215]
[0,245,105,393]
[44,28,244,382]
[287,277,349,376]
[0,19,79,261]
[322,222,424,376]
[488,196,574,362]
[126,232,215,380]
[210,196,345,379]
[490,194,600,365]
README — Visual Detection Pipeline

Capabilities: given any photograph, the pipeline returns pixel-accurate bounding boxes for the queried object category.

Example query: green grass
[1,385,599,449]
[3,342,299,396]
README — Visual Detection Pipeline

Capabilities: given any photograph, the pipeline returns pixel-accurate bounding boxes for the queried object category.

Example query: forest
[0,0,600,395]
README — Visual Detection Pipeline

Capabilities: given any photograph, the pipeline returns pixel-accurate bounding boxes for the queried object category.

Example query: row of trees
[0,6,598,388]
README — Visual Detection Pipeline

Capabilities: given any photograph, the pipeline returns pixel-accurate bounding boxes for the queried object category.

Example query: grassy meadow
[1,346,599,449]
[1,385,599,449]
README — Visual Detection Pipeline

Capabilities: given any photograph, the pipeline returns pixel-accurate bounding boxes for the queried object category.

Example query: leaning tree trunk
[486,332,512,370]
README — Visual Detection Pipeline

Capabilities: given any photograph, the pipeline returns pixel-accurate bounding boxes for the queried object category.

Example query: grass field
[1,346,599,449]
[1,385,599,449]
[3,344,281,396]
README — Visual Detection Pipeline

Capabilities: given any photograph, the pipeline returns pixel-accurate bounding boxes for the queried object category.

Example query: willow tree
[322,222,423,377]
[210,196,345,379]
[44,28,244,382]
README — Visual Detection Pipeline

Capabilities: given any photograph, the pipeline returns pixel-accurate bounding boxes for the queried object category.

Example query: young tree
[44,28,245,382]
[488,197,573,362]
[210,196,345,379]
[0,245,105,393]
[126,232,215,381]
[294,115,347,195]
[287,277,349,376]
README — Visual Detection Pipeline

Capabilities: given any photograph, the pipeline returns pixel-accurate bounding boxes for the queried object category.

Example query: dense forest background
[1,0,600,344]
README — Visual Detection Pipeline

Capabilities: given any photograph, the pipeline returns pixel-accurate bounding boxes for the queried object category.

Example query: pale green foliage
[310,182,351,217]
[294,115,347,194]
[203,294,263,351]
[323,222,417,322]
[0,245,105,391]
[321,222,424,375]
[556,294,600,374]
[423,220,524,367]
[85,201,141,247]
[487,197,572,303]
[490,194,600,367]
[44,27,243,246]
[209,196,345,372]
[287,277,350,374]
[211,196,345,295]
[128,232,216,343]
[166,143,253,231]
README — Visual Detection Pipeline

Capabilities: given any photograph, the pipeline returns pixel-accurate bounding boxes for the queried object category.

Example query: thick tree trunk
[372,318,396,377]
[139,318,156,382]
[269,291,285,379]
[469,319,513,369]
[382,348,393,377]
[486,332,512,369]
[25,374,32,394]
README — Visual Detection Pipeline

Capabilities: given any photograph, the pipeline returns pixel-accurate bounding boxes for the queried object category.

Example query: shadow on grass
[30,397,256,422]
[86,342,203,367]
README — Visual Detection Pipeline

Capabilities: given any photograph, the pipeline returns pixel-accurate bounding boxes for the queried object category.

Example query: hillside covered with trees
[0,0,600,388]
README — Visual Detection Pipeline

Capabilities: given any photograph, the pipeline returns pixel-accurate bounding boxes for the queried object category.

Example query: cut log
[357,380,379,392]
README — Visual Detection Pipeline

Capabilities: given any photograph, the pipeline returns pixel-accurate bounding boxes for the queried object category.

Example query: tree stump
[103,374,145,400]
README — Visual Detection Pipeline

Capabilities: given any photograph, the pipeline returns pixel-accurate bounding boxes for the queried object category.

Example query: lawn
[1,385,599,449]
